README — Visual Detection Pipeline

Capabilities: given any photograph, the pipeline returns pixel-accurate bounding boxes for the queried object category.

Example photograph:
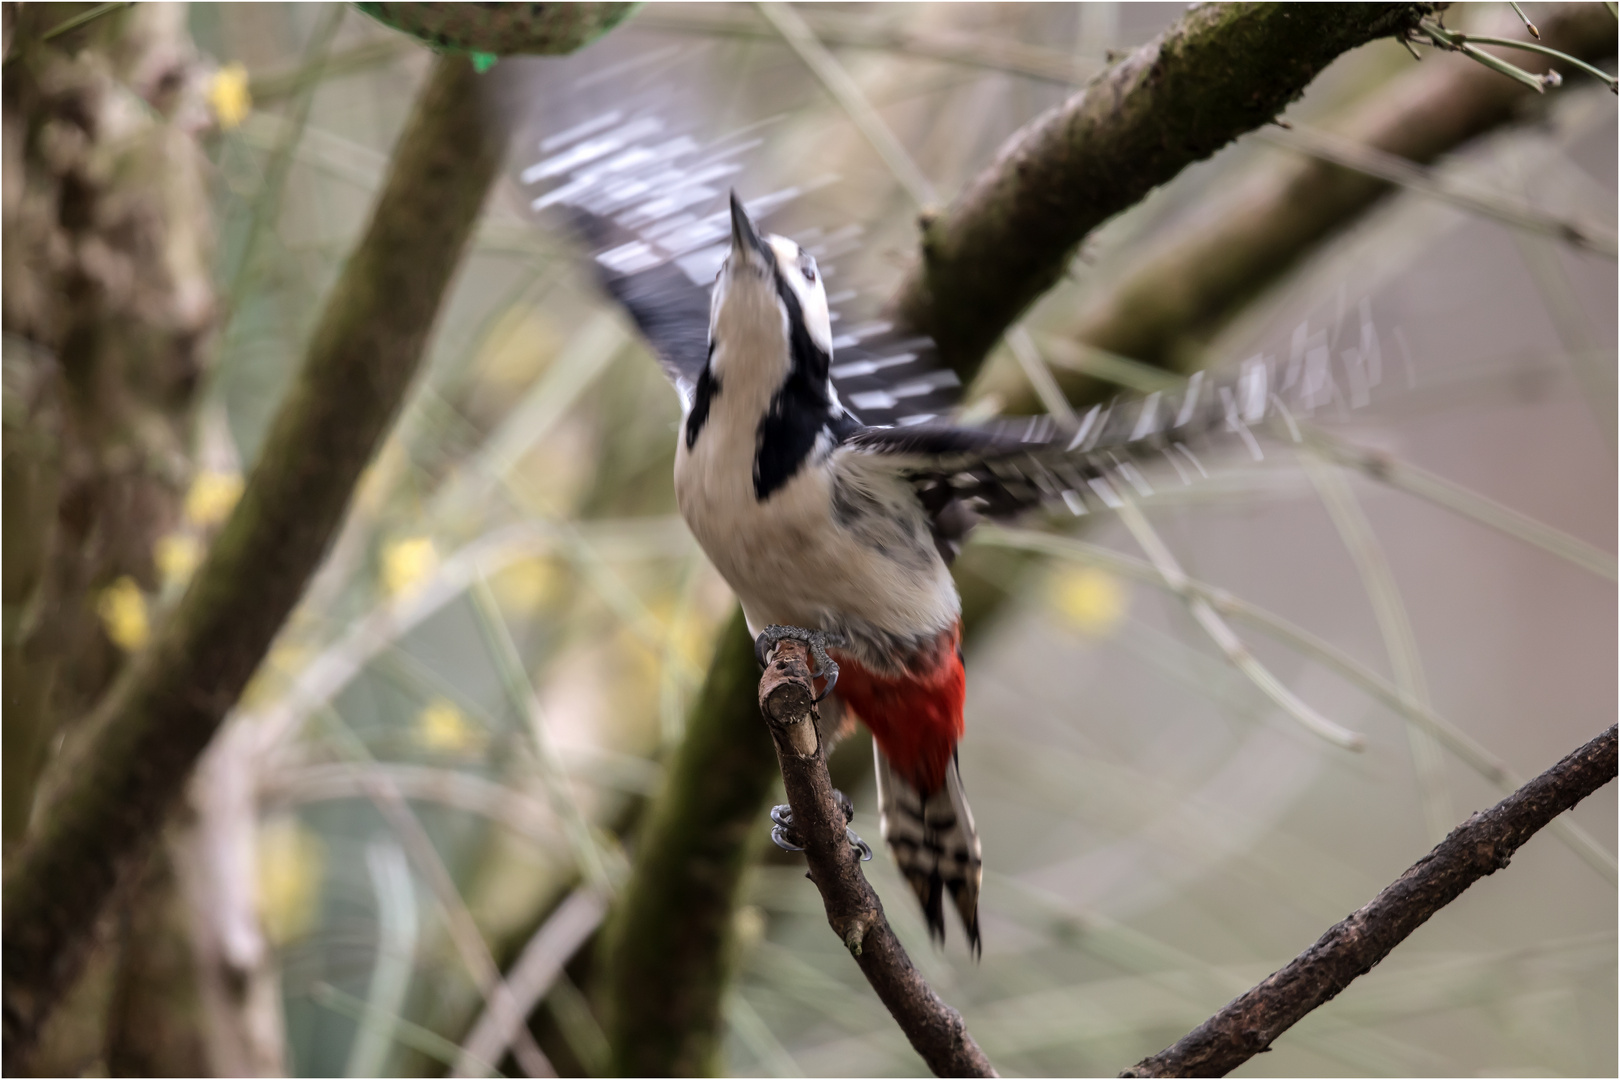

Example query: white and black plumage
[527,113,1303,952]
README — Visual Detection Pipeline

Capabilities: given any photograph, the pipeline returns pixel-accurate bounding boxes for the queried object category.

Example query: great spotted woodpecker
[680,195,985,948]
[532,115,1289,952]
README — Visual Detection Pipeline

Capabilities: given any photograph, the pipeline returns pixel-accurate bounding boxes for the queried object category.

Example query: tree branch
[759,639,996,1079]
[1122,724,1618,1078]
[2,55,500,1062]
[892,2,1432,379]
[979,1,1618,412]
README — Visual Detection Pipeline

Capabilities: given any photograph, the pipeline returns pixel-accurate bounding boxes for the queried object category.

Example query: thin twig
[1300,427,1618,582]
[249,36,413,102]
[1122,724,1617,1077]
[759,639,996,1078]
[1412,20,1557,93]
[469,574,615,893]
[975,525,1618,882]
[1449,31,1618,89]
[263,762,568,848]
[1115,499,1366,751]
[37,1,131,42]
[1299,453,1452,841]
[634,4,1097,87]
[453,888,609,1079]
[1509,1,1541,39]
[220,3,345,327]
[756,0,937,208]
[312,982,505,1076]
[1005,327,1077,422]
[1253,124,1617,258]
[1003,341,1365,752]
[321,714,556,1079]
[345,841,421,1078]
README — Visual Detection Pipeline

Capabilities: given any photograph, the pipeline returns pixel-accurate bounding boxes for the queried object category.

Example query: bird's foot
[756,624,846,701]
[769,791,872,861]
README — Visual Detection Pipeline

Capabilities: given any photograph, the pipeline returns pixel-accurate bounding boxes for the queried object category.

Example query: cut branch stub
[760,645,820,759]
[758,639,997,1078]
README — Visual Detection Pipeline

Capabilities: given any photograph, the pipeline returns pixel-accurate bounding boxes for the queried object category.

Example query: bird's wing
[522,106,963,424]
[565,209,713,404]
[836,359,1280,555]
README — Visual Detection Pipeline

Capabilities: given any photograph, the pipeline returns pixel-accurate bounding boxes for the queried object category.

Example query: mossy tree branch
[892,2,1433,383]
[977,0,1619,412]
[1123,725,1618,1078]
[1,55,501,1062]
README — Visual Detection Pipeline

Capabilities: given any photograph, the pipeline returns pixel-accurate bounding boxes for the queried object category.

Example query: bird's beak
[729,190,773,267]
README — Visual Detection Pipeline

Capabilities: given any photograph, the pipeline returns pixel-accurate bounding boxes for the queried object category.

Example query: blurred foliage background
[3,2,1615,1077]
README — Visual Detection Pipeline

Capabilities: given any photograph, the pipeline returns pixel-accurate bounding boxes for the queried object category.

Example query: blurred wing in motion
[521,102,962,424]
[836,356,1314,560]
[515,58,1396,540]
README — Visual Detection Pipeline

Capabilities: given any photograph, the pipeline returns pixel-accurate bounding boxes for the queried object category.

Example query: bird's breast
[675,417,959,666]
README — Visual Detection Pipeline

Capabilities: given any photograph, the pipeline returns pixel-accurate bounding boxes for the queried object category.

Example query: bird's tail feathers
[874,743,982,956]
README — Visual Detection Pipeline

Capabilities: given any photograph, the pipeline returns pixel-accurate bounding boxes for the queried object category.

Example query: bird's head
[711,191,833,378]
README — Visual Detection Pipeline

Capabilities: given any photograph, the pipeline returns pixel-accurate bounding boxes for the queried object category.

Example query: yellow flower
[494,557,558,614]
[1051,566,1129,638]
[96,576,149,651]
[733,904,766,947]
[416,698,484,753]
[382,537,438,598]
[185,471,244,528]
[207,62,251,130]
[256,816,325,945]
[154,533,203,588]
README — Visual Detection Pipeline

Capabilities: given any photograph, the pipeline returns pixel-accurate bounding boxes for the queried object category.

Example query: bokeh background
[6,3,1615,1077]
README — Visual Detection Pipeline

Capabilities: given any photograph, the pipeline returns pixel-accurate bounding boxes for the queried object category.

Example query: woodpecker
[679,194,985,948]
[537,101,1291,948]
[569,186,1282,953]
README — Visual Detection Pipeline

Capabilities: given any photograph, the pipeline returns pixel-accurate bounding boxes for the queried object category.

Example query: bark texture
[3,7,221,1074]
[1123,725,1619,1078]
[2,54,502,1063]
[2,1,217,849]
[892,3,1432,382]
[760,640,997,1079]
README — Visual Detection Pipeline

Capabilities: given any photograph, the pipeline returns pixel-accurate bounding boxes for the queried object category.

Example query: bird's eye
[800,257,817,284]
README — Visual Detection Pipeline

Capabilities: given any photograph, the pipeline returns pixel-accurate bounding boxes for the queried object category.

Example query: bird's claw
[769,803,803,851]
[756,624,846,702]
[768,797,872,861]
